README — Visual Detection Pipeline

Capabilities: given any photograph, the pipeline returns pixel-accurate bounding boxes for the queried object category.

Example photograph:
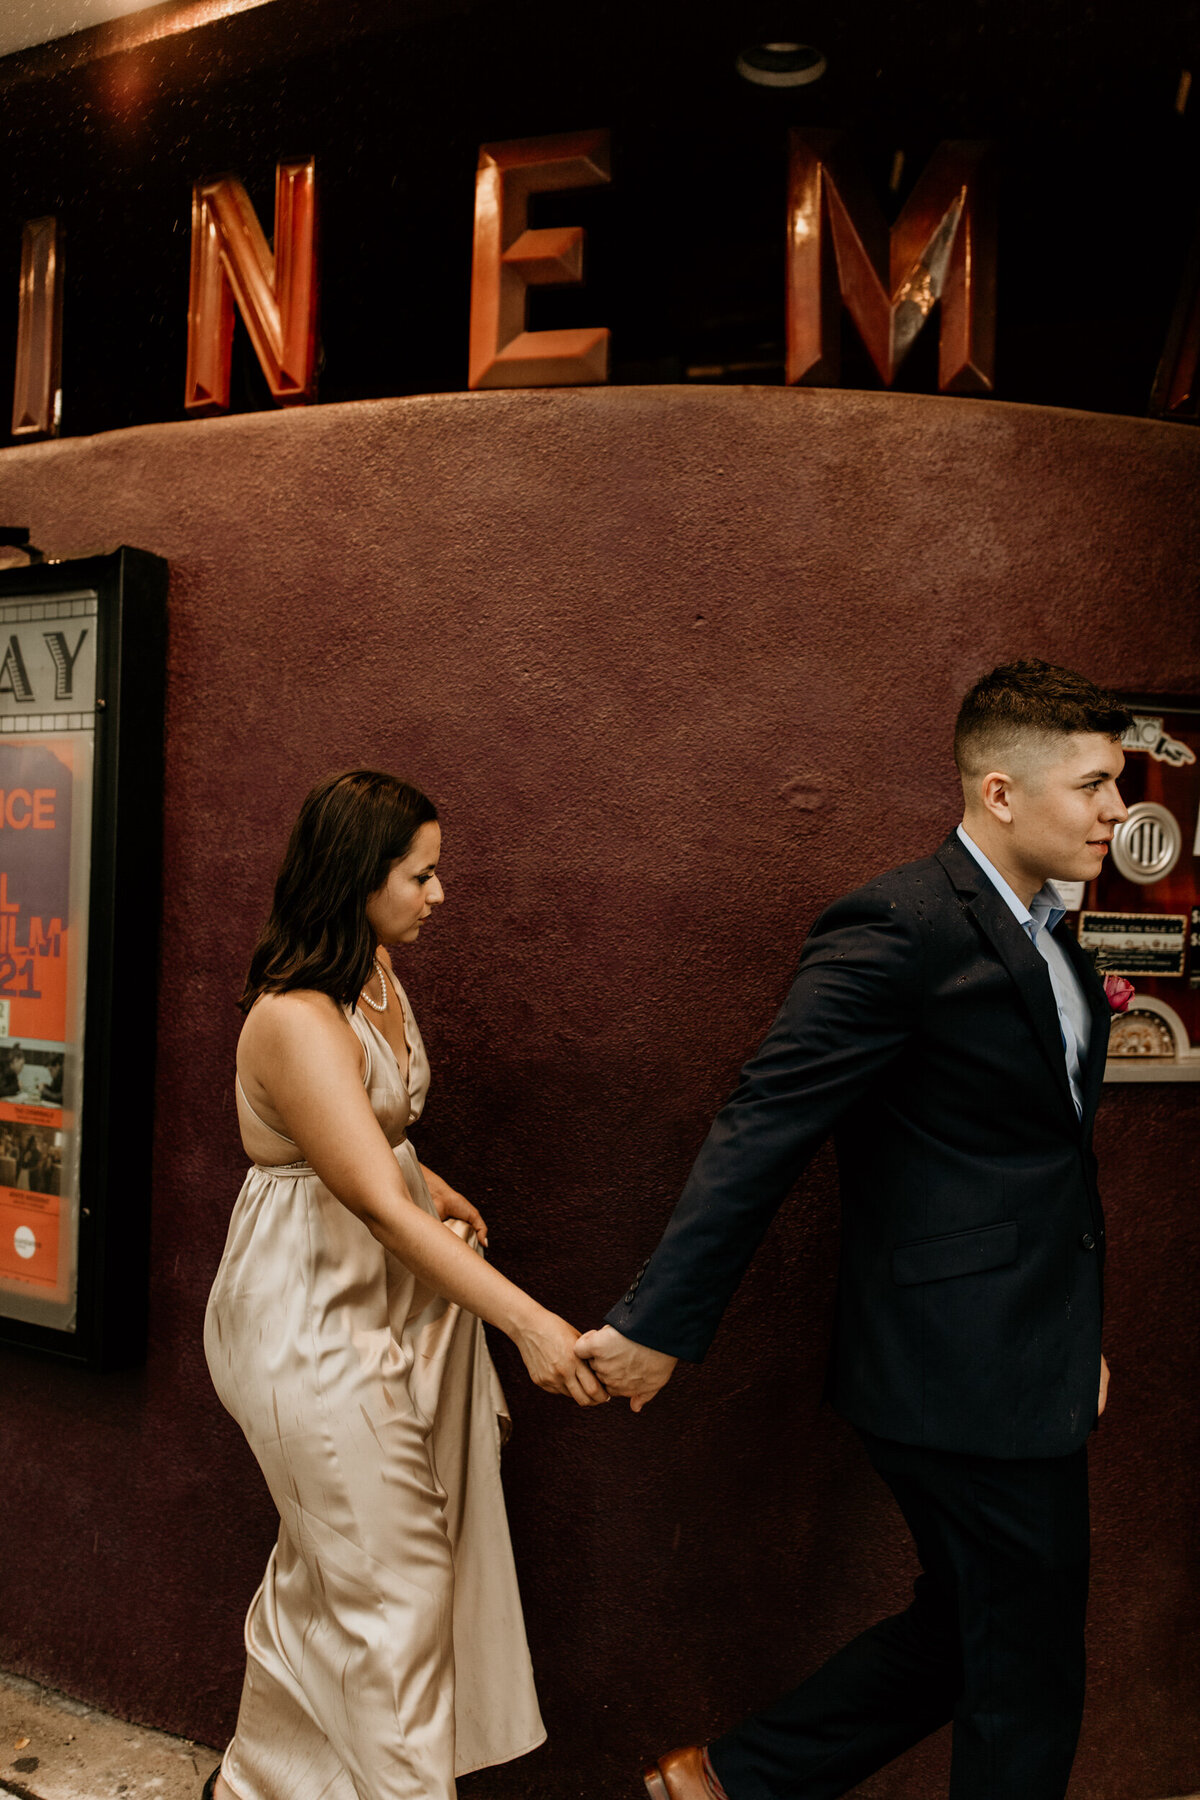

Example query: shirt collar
[955,824,1066,935]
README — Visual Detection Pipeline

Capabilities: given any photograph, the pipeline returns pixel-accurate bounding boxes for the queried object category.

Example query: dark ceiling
[1,0,1198,434]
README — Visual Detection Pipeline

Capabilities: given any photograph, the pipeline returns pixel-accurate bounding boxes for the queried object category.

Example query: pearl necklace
[360,958,389,1013]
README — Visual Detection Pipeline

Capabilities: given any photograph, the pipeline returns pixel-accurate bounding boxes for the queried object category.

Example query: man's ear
[980,771,1015,824]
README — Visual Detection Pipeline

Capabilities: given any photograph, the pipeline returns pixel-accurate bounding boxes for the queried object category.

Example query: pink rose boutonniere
[1101,974,1135,1013]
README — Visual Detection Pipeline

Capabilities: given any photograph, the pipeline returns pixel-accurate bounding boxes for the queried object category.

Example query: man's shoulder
[793,839,970,986]
[821,834,964,925]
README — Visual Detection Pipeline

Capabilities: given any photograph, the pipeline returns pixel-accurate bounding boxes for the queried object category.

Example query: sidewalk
[1,1666,1197,1800]
[0,1671,218,1800]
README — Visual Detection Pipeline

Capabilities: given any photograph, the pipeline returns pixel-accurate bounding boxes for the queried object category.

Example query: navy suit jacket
[605,830,1112,1458]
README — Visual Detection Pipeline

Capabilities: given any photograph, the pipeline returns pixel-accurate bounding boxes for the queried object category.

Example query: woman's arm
[240,992,605,1406]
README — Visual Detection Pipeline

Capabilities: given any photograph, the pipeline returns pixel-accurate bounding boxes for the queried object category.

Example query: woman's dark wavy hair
[240,771,438,1013]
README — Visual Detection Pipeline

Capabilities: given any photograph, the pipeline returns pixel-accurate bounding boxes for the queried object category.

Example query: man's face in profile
[1003,731,1128,885]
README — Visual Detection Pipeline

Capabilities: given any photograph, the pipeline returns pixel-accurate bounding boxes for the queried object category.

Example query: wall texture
[0,386,1196,1800]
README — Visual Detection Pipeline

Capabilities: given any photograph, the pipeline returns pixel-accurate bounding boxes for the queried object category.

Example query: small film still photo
[0,1120,64,1196]
[0,1041,68,1108]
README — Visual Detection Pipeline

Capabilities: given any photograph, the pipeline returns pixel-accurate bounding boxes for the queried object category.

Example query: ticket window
[1061,700,1200,1081]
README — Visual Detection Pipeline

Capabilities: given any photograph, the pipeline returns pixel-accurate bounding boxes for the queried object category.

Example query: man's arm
[583,883,924,1395]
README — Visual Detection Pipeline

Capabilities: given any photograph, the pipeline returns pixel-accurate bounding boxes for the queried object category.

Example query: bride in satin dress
[204,771,607,1800]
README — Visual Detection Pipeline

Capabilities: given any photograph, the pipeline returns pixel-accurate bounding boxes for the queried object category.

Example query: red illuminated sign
[2,127,1195,436]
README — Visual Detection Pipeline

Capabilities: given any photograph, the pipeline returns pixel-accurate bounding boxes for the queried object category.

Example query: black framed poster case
[0,547,167,1367]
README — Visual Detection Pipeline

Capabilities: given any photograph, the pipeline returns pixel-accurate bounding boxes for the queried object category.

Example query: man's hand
[1098,1351,1110,1418]
[574,1325,677,1412]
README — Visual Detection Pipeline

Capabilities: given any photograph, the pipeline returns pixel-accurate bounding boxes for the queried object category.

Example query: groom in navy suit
[578,661,1131,1800]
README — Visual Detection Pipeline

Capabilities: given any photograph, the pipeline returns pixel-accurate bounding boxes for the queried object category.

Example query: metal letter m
[787,132,996,393]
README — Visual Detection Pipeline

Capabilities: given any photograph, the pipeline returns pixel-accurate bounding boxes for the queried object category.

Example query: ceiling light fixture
[735,41,827,88]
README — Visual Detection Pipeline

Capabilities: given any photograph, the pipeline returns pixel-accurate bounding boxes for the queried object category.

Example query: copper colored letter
[12,217,64,440]
[787,133,996,393]
[469,129,611,389]
[185,159,318,415]
[1150,223,1200,419]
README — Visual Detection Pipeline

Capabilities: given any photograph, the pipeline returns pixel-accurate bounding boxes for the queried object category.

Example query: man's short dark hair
[954,660,1131,780]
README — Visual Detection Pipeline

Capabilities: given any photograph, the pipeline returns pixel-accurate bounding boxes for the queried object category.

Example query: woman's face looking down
[365,820,444,948]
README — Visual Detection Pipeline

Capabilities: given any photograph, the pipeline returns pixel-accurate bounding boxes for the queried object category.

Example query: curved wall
[0,386,1196,1799]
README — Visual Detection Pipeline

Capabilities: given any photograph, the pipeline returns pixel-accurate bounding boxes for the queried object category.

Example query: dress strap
[235,1071,299,1148]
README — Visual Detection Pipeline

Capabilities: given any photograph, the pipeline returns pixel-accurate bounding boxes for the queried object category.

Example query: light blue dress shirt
[956,824,1091,1120]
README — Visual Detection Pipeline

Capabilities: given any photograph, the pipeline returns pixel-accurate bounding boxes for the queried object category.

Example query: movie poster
[0,593,96,1329]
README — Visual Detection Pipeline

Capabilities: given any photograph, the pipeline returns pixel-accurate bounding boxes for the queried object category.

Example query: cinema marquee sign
[7,126,1200,441]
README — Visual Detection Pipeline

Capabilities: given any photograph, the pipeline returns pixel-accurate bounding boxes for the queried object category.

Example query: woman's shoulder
[238,987,366,1089]
[240,988,353,1056]
[249,985,345,1018]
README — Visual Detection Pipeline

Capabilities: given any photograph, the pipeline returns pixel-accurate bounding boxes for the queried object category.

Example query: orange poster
[0,1186,59,1288]
[0,737,73,1041]
[0,733,84,1317]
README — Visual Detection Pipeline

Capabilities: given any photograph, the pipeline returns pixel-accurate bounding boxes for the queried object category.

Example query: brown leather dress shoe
[643,1746,729,1800]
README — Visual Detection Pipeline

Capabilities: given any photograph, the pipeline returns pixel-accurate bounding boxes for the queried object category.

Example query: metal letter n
[469,129,611,389]
[787,132,996,393]
[185,160,318,415]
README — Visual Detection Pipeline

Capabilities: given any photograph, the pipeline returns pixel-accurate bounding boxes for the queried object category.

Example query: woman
[204,771,605,1800]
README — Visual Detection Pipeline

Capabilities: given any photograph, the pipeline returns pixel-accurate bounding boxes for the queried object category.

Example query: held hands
[418,1163,660,1415]
[574,1324,677,1412]
[417,1168,604,1408]
[514,1309,610,1407]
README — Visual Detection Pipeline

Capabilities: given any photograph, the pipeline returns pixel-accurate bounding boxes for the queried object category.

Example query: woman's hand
[420,1162,488,1247]
[238,998,604,1382]
[513,1309,610,1407]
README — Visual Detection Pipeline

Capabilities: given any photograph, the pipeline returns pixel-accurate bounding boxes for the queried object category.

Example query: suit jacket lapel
[935,834,1079,1126]
[1056,920,1111,1130]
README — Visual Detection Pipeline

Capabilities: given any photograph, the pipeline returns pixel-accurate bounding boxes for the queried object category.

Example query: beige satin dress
[204,971,545,1800]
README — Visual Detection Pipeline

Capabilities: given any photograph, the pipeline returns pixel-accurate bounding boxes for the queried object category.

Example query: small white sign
[1078,910,1188,977]
[1121,715,1196,768]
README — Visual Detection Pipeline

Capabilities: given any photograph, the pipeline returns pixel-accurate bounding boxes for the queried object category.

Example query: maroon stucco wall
[0,387,1196,1799]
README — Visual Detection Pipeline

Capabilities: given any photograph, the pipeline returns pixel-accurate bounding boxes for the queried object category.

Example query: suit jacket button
[1080,1231,1095,1250]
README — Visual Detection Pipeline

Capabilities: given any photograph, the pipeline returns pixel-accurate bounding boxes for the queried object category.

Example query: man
[577,660,1130,1800]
